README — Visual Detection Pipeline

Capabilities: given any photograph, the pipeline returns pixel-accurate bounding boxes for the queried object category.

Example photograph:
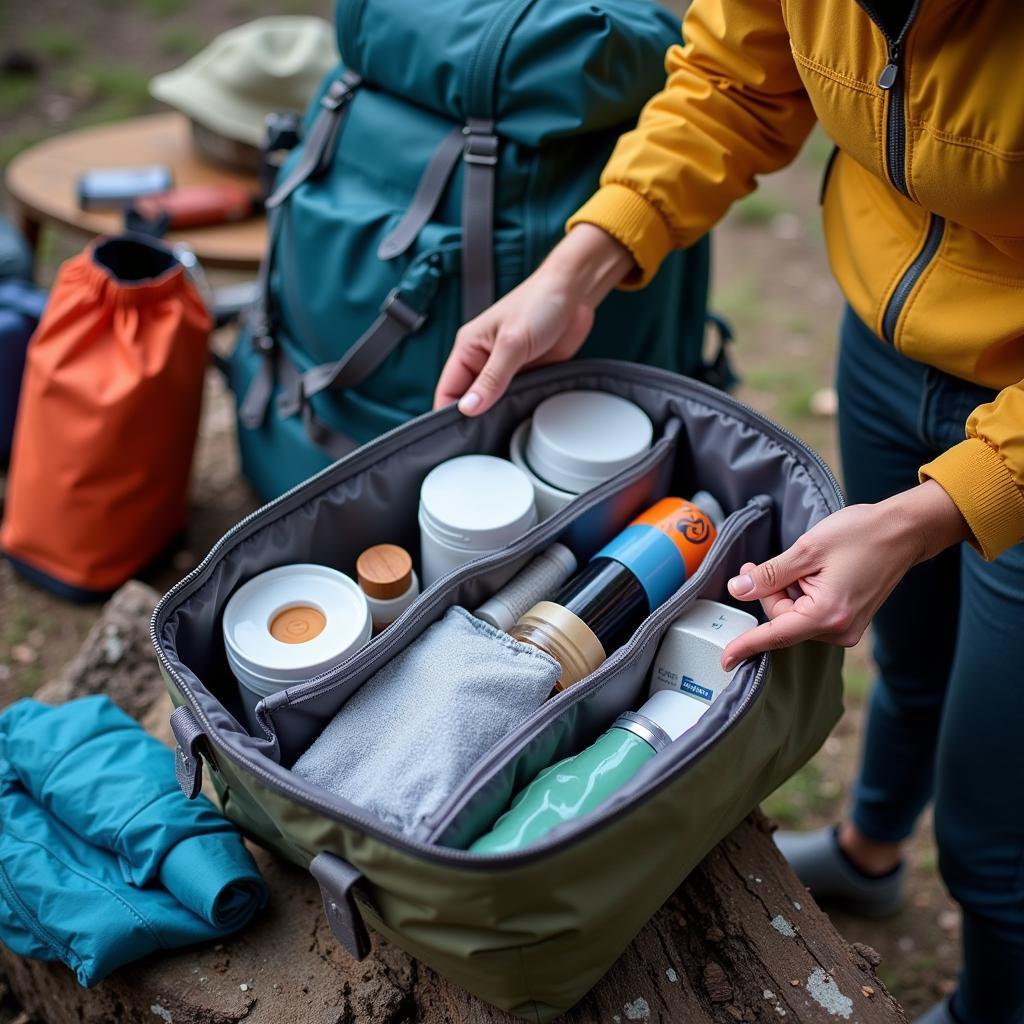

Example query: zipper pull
[878,45,900,89]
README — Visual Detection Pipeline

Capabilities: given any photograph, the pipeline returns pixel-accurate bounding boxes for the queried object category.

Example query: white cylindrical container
[648,599,758,727]
[525,391,653,494]
[222,564,372,734]
[473,542,578,632]
[356,543,420,634]
[509,419,575,519]
[419,455,537,587]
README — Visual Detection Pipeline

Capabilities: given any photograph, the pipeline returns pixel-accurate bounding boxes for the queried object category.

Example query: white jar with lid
[222,564,372,734]
[525,390,653,494]
[419,455,537,587]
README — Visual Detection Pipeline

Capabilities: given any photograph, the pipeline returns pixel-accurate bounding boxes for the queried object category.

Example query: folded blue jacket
[0,696,267,986]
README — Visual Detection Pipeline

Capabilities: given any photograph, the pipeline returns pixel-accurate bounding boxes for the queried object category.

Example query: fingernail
[728,573,754,597]
[722,657,735,672]
[458,392,481,414]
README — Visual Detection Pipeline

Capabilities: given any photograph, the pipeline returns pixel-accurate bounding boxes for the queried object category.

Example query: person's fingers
[720,609,820,671]
[730,562,792,620]
[727,539,818,603]
[433,321,491,410]
[457,328,531,416]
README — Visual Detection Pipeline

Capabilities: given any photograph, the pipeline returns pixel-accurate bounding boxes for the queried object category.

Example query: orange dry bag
[1,235,211,599]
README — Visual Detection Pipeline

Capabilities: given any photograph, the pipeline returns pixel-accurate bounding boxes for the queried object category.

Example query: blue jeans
[838,307,1024,1024]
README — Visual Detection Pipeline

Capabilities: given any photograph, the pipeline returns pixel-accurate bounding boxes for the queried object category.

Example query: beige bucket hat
[150,16,338,148]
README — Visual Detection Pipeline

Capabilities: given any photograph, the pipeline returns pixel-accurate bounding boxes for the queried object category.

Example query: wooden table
[4,113,267,271]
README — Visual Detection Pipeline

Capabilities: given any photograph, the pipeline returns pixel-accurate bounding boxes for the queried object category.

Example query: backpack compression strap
[461,118,499,323]
[238,70,363,434]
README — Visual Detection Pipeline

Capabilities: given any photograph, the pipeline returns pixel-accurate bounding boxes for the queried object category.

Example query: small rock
[239,983,248,992]
[810,386,839,417]
[790,979,801,987]
[665,968,679,983]
[763,990,776,1001]
[792,901,802,911]
[11,644,36,665]
[862,985,875,998]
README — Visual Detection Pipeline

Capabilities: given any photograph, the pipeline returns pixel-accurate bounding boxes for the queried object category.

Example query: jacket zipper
[861,0,922,198]
[881,213,945,343]
[859,1,943,343]
[150,361,844,869]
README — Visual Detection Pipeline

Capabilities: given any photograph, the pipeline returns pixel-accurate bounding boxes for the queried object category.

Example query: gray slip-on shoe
[774,825,905,918]
[913,998,958,1024]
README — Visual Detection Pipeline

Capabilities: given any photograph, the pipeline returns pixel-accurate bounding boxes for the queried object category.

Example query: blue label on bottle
[595,524,687,610]
[680,676,714,703]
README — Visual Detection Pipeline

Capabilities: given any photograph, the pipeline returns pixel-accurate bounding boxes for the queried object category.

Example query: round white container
[525,391,653,494]
[509,419,575,519]
[223,564,372,733]
[419,455,537,587]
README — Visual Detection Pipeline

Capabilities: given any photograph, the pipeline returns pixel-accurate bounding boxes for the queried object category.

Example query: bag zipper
[861,0,922,198]
[150,361,843,869]
[881,212,945,344]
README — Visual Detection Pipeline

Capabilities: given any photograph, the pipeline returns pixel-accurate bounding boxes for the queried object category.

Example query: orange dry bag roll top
[1,235,211,599]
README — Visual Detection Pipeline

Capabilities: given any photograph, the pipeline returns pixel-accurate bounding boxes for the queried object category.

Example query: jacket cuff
[919,437,1024,560]
[566,184,674,290]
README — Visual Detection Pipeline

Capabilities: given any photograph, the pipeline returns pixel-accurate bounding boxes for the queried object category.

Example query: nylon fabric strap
[275,351,359,459]
[265,69,362,210]
[237,207,282,430]
[377,125,467,260]
[461,118,498,323]
[169,705,207,800]
[276,290,428,419]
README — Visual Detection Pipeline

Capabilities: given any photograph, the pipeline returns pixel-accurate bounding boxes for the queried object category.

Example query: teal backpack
[230,0,724,500]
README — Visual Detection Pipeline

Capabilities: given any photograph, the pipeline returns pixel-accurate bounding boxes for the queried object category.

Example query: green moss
[142,0,190,17]
[26,25,83,62]
[733,192,787,226]
[0,72,38,115]
[158,27,206,57]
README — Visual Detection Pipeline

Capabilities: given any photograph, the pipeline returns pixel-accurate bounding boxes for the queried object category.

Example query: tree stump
[0,583,907,1024]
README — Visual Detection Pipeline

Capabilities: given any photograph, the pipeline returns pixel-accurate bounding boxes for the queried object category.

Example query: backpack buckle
[462,121,499,167]
[320,70,362,112]
[381,288,428,333]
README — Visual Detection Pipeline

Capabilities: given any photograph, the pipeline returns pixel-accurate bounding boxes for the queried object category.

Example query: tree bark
[1,583,906,1024]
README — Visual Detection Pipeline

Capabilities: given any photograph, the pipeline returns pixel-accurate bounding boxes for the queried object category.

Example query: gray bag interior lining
[154,361,839,847]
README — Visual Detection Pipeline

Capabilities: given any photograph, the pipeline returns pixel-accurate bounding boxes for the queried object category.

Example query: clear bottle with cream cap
[356,543,420,634]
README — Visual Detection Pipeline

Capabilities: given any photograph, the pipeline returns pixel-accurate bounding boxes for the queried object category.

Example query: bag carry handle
[170,704,215,800]
[309,851,373,960]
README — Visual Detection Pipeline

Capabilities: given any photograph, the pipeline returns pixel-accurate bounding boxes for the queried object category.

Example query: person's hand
[433,224,634,415]
[720,480,971,670]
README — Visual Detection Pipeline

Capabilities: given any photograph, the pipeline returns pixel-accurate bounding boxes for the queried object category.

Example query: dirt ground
[0,0,960,1019]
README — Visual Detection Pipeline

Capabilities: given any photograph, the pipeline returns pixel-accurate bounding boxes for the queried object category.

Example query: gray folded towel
[292,606,561,835]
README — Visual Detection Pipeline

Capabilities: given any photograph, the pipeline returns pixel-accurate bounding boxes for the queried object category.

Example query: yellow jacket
[568,0,1024,560]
